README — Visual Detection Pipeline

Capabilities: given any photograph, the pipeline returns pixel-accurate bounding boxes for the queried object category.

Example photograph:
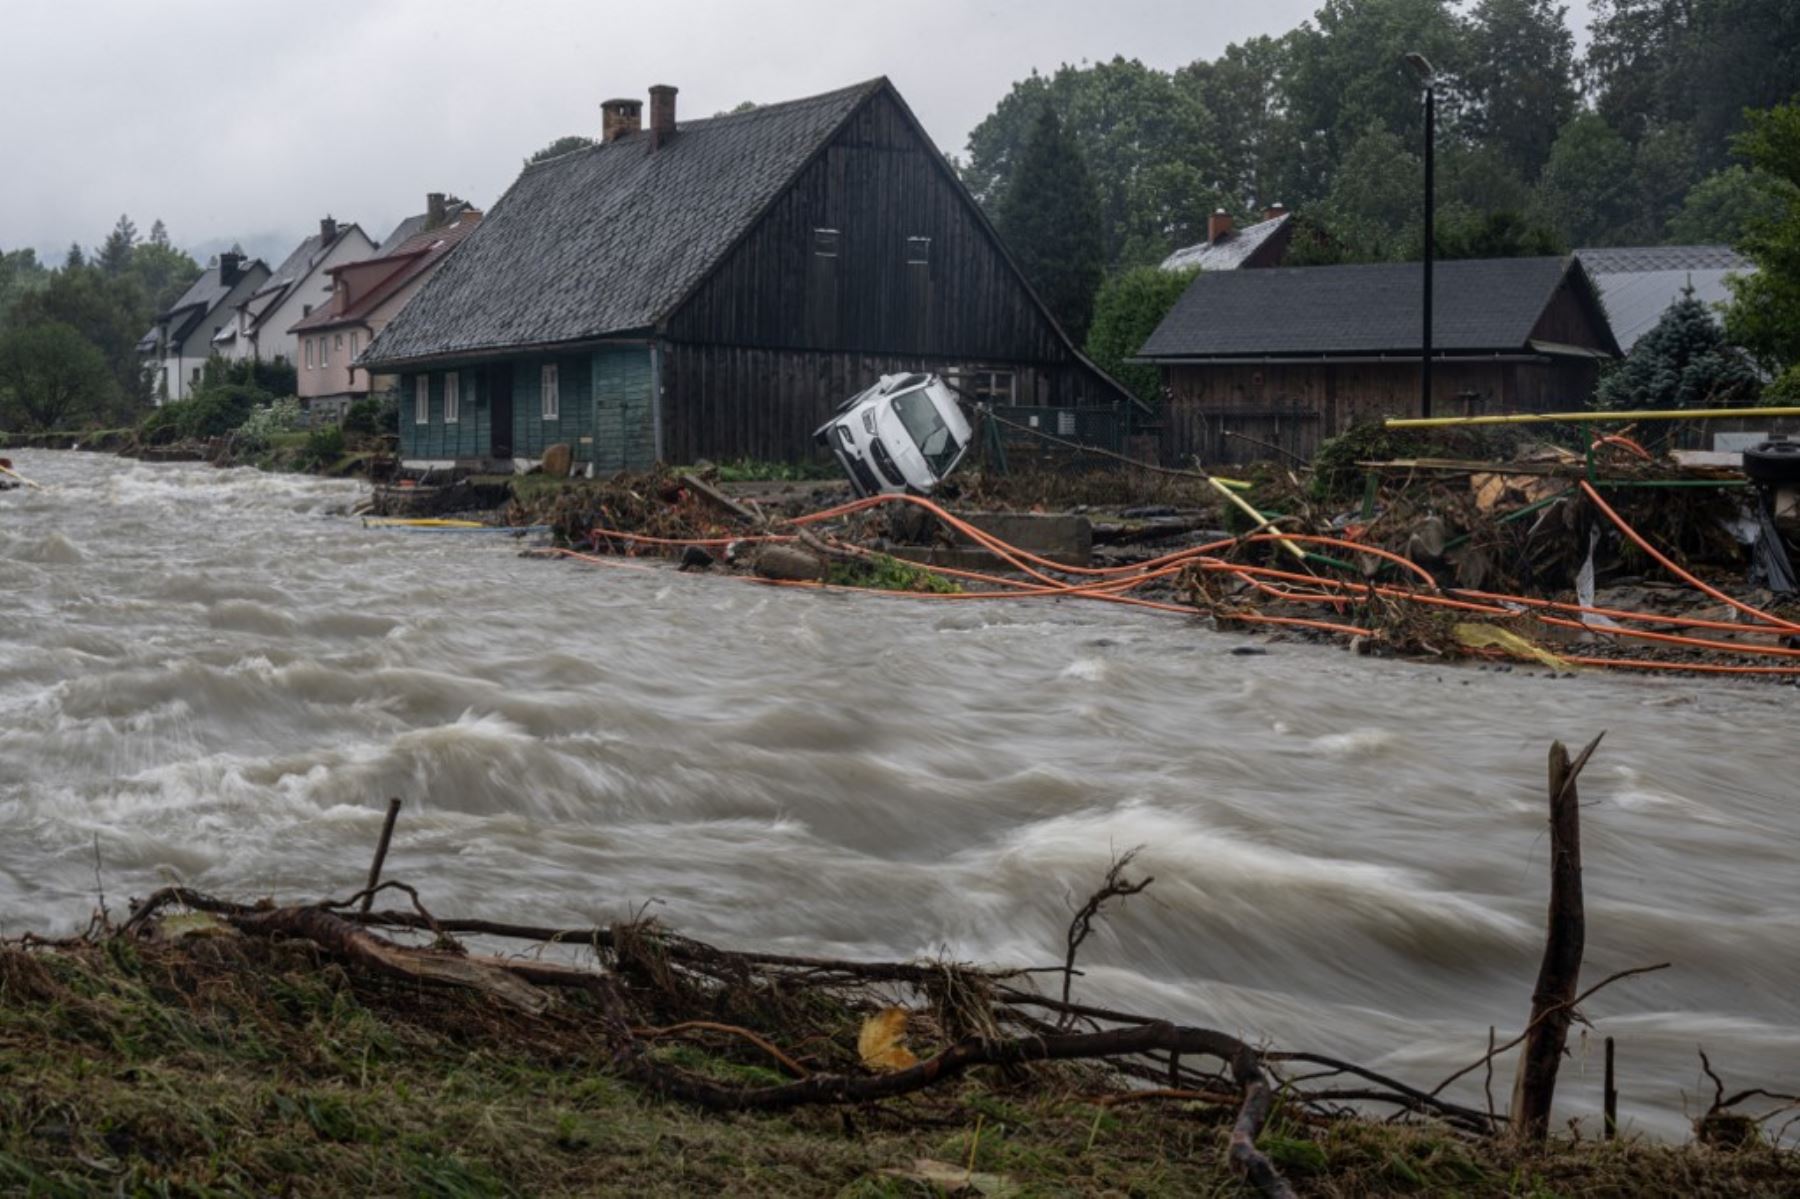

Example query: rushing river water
[3,449,1796,1136]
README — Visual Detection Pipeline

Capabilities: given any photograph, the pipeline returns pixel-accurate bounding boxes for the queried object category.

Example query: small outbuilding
[1135,256,1619,466]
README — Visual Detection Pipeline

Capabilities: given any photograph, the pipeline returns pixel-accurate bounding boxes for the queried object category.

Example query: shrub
[136,381,272,443]
[1084,266,1197,410]
[300,424,345,468]
[235,398,305,449]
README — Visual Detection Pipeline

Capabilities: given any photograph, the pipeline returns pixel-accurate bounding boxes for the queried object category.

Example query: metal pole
[1422,83,1434,420]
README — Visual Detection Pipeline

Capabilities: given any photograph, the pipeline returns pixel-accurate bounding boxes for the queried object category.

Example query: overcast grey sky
[2,0,1595,265]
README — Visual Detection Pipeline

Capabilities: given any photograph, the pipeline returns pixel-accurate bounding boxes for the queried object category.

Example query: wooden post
[1508,734,1601,1143]
[1603,1036,1618,1141]
[361,798,403,914]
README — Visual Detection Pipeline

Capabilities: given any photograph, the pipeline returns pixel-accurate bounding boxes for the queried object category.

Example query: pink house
[289,197,481,419]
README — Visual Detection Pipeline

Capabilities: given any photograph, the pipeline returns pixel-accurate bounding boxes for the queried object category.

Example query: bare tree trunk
[1508,735,1598,1142]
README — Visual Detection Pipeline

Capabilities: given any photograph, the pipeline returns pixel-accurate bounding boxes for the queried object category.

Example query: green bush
[137,380,272,443]
[341,395,398,437]
[235,398,305,449]
[1084,266,1196,409]
[301,424,345,468]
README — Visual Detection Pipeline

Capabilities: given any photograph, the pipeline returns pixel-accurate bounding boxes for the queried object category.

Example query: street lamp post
[1405,52,1435,419]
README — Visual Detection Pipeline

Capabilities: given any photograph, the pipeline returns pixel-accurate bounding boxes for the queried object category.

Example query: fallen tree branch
[1426,962,1670,1101]
[633,1020,811,1079]
[606,1011,1294,1198]
[1059,847,1151,1018]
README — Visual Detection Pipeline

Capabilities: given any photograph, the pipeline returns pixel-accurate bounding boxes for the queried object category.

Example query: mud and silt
[3,449,1796,1138]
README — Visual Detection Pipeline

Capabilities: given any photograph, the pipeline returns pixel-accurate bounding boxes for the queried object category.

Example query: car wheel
[1743,440,1800,485]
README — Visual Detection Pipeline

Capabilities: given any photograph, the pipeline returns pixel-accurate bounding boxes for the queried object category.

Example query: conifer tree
[997,105,1107,343]
[1597,286,1760,409]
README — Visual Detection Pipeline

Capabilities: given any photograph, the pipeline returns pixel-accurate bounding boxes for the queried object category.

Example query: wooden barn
[1135,257,1619,466]
[362,78,1141,472]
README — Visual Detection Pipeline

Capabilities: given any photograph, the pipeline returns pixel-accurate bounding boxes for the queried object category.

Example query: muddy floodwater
[3,450,1796,1136]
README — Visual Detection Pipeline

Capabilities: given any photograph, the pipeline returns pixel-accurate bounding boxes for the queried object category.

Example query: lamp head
[1404,52,1435,82]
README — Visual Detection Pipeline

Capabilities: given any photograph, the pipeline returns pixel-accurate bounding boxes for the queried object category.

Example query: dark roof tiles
[1138,257,1610,359]
[363,80,885,366]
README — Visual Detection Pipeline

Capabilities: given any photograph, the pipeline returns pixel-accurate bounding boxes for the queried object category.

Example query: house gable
[665,87,1071,368]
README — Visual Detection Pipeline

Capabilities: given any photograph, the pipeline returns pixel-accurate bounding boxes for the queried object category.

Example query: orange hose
[1579,480,1800,633]
[555,486,1800,676]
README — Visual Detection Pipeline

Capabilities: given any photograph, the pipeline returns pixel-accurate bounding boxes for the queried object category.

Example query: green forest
[970,0,1800,407]
[5,0,1799,435]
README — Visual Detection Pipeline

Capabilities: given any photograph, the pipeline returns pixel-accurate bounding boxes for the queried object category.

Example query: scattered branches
[1059,846,1152,1015]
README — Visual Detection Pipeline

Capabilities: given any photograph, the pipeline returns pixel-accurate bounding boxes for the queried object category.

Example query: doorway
[488,365,513,459]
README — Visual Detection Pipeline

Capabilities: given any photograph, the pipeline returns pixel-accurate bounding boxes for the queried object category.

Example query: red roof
[288,211,481,334]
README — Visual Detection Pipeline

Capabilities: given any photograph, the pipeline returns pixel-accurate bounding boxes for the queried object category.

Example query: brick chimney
[648,84,678,151]
[219,251,243,285]
[1263,202,1289,222]
[1208,209,1234,243]
[426,192,448,230]
[602,97,643,142]
[320,216,338,241]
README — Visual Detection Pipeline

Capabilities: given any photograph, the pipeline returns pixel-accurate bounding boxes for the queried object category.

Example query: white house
[212,218,376,366]
[138,252,271,403]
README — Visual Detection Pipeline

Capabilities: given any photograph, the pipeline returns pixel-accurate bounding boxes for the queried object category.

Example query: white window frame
[905,235,931,266]
[321,337,330,367]
[443,372,460,423]
[414,375,429,424]
[541,363,560,420]
[334,333,344,351]
[349,330,359,360]
[305,339,314,369]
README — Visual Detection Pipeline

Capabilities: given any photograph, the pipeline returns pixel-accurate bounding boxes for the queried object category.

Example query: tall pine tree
[97,214,138,277]
[997,105,1106,344]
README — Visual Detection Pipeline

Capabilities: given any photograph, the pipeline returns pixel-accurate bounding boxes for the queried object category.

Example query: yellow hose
[1386,406,1800,429]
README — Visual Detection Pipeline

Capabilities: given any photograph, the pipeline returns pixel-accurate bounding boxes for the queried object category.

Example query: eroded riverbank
[2,449,1796,1139]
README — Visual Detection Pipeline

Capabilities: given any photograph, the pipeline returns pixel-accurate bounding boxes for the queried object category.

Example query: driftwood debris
[77,738,1766,1189]
[1509,732,1601,1142]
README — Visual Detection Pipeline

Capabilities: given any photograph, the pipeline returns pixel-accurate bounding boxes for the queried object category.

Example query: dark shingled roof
[363,80,886,367]
[140,256,270,350]
[1138,257,1615,360]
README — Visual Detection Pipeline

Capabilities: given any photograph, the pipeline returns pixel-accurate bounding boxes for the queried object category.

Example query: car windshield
[889,390,962,477]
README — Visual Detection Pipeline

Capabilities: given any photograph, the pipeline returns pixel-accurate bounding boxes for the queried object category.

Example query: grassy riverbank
[3,938,1793,1198]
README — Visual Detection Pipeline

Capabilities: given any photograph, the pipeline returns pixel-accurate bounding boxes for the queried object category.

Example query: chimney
[648,84,678,151]
[320,215,338,241]
[602,97,643,142]
[1263,202,1289,222]
[219,251,242,285]
[1208,208,1234,243]
[426,192,447,230]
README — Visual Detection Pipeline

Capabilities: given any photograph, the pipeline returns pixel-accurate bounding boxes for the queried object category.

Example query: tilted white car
[813,373,973,498]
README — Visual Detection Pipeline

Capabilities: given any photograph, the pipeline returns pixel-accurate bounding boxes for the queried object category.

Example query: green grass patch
[1,940,1794,1197]
[828,552,964,593]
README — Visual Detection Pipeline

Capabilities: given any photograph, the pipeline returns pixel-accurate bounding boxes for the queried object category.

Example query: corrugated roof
[1138,256,1611,360]
[363,80,885,367]
[1160,214,1290,272]
[1589,268,1743,352]
[1576,245,1750,273]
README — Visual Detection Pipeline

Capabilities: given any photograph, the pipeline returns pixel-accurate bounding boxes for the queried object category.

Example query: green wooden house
[361,79,1139,473]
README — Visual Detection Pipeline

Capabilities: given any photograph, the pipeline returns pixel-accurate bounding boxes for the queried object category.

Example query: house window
[414,375,429,424]
[321,337,330,367]
[334,333,344,351]
[905,236,931,266]
[541,364,560,420]
[444,372,460,423]
[813,228,840,258]
[305,339,314,368]
[350,331,359,360]
[953,369,1015,406]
